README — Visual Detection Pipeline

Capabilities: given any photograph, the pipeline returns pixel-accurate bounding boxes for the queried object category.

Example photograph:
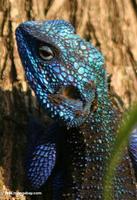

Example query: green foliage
[103,104,137,200]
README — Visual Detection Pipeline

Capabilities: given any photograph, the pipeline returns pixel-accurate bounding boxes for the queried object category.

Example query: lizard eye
[39,46,54,61]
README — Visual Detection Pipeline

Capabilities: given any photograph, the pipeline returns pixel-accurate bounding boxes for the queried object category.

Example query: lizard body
[15,20,137,199]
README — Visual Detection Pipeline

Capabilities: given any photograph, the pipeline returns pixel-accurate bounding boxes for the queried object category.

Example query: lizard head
[16,20,107,127]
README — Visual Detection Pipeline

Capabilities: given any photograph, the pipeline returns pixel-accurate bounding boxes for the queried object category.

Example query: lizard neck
[75,100,136,199]
[81,98,117,169]
[62,98,136,199]
[65,100,118,198]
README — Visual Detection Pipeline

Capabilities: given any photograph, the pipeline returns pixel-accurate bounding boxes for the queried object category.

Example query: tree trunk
[0,0,137,199]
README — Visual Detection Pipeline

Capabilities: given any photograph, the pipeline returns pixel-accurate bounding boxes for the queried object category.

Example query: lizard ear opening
[61,85,82,101]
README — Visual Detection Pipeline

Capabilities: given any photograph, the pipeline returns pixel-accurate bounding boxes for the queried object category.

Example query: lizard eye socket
[39,46,54,61]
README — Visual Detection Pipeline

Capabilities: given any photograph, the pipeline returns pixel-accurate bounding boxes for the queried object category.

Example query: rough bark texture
[0,0,137,199]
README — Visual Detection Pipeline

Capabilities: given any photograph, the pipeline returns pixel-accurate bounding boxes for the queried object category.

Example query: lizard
[15,20,137,200]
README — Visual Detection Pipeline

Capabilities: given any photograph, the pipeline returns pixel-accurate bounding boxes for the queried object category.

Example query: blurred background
[0,0,137,199]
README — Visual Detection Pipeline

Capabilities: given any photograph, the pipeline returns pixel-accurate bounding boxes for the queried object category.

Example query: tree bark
[0,0,137,199]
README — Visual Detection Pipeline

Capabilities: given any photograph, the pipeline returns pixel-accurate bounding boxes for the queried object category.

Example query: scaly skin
[15,20,137,199]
